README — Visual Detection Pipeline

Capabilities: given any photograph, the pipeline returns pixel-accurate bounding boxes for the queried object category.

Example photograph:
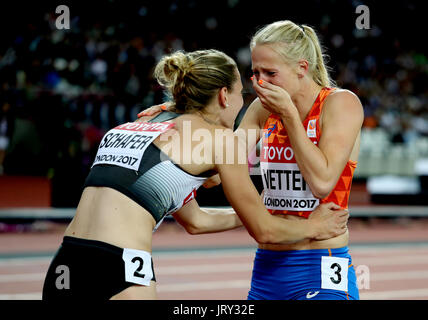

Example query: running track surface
[1,217,428,300]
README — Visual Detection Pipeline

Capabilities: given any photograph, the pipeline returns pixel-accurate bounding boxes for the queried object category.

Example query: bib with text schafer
[92,121,175,171]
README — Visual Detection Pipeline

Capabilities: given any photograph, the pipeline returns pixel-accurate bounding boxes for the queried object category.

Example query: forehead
[251,44,285,69]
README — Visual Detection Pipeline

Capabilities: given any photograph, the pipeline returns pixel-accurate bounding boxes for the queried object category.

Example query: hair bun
[154,49,237,113]
[162,52,193,84]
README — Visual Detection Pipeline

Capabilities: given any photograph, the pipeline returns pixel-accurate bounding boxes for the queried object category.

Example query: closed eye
[252,70,276,77]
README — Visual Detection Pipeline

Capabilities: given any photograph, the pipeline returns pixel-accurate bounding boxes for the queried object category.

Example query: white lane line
[157,279,250,293]
[0,273,45,282]
[353,255,428,266]
[1,253,427,267]
[0,251,255,265]
[371,270,428,281]
[0,264,252,283]
[3,270,428,299]
[0,258,51,267]
[1,246,427,265]
[155,255,428,271]
[2,268,428,284]
[350,246,428,254]
[0,264,251,283]
[0,292,41,300]
[360,288,428,300]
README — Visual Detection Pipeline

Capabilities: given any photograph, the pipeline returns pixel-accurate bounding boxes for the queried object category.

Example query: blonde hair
[154,49,238,113]
[250,20,335,88]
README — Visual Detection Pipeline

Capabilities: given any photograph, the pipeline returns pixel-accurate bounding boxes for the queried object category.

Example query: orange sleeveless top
[260,87,357,219]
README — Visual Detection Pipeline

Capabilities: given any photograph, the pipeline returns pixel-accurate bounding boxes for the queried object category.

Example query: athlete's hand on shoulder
[308,202,349,240]
[251,77,297,118]
[137,102,173,118]
[202,174,221,188]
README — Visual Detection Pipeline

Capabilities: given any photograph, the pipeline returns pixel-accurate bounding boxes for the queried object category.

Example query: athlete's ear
[218,87,228,108]
[297,59,309,78]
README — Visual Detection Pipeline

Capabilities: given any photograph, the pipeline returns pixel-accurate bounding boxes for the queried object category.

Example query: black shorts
[42,236,156,300]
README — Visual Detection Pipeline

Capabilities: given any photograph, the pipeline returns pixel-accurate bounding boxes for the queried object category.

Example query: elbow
[312,188,330,200]
[255,233,273,245]
[182,220,204,235]
[185,224,202,235]
[249,218,301,245]
[251,226,274,245]
[310,180,334,199]
[246,216,281,244]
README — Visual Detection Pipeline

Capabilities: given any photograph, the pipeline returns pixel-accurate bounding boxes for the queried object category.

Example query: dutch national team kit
[248,87,360,300]
[43,112,208,300]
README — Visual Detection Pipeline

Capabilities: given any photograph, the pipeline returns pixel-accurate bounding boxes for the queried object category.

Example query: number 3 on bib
[321,256,349,292]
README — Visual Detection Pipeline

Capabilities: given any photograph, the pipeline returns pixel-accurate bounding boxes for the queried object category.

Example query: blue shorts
[247,246,359,300]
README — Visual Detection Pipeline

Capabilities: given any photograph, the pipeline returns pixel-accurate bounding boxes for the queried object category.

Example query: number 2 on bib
[122,248,153,286]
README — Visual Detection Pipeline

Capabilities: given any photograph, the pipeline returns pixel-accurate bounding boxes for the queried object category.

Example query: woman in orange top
[241,20,363,300]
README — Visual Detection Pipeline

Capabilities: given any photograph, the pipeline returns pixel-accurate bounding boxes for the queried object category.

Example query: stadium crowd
[0,1,426,206]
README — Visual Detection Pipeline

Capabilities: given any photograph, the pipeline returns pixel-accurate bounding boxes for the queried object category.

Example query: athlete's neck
[292,79,323,122]
[194,104,221,126]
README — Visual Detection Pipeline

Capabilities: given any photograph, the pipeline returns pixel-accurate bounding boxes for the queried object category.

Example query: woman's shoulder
[328,88,361,103]
[324,88,364,114]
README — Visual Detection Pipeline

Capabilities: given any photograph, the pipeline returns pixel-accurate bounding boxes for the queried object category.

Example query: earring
[226,103,230,108]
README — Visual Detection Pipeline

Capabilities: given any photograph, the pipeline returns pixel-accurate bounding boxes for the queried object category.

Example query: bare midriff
[64,186,156,252]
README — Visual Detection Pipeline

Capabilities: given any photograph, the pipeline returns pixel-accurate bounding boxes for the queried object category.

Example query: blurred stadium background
[0,0,427,300]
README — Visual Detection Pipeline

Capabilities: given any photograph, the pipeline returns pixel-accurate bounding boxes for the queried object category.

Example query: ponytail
[301,25,335,87]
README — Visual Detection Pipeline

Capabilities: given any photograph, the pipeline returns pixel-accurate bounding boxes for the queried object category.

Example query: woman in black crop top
[42,49,349,300]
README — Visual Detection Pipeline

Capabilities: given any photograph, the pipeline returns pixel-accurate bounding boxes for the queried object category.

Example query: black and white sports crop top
[83,112,208,230]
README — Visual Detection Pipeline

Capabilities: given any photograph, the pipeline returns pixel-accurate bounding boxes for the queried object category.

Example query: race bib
[122,248,153,286]
[321,256,349,292]
[261,162,319,211]
[92,122,174,171]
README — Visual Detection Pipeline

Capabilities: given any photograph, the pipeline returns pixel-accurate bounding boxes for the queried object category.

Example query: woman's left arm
[172,199,243,235]
[253,79,364,198]
[285,91,363,198]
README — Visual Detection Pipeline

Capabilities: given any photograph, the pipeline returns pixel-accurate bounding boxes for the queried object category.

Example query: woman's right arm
[234,98,270,158]
[137,98,267,155]
[216,132,348,245]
